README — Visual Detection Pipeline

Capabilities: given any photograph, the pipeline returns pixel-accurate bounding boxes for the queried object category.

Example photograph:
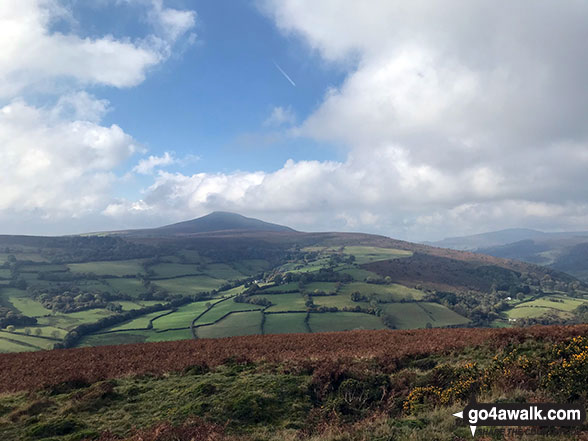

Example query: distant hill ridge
[145,211,295,235]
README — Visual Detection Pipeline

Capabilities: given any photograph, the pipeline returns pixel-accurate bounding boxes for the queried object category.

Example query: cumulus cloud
[263,106,296,127]
[0,0,197,232]
[0,98,137,217]
[255,0,588,239]
[108,1,588,239]
[133,152,177,175]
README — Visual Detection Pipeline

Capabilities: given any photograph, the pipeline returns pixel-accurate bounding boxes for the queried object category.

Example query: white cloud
[105,0,588,239]
[0,0,197,97]
[0,0,197,232]
[263,106,296,127]
[133,152,176,174]
[0,98,137,217]
[148,0,197,43]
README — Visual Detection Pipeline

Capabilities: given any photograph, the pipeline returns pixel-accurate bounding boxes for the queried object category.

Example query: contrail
[274,62,296,87]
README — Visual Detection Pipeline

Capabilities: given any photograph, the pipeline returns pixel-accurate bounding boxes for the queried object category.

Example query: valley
[0,213,586,353]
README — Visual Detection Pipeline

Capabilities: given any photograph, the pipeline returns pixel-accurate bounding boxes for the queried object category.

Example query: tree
[34,328,42,336]
[6,325,15,333]
[24,328,31,335]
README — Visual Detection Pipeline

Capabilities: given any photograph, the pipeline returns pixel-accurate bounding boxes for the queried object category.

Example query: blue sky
[76,0,347,173]
[1,1,588,240]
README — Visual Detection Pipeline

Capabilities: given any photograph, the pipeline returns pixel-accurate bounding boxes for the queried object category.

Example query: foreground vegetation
[0,326,586,440]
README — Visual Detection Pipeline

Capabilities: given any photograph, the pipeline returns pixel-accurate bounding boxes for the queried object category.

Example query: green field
[150,263,200,278]
[279,259,330,273]
[78,331,151,346]
[36,309,115,331]
[193,299,263,325]
[252,293,306,312]
[68,260,145,276]
[203,263,245,280]
[380,302,469,329]
[104,278,146,297]
[20,264,68,273]
[0,336,40,353]
[231,259,271,275]
[339,282,424,301]
[106,310,173,332]
[196,311,263,339]
[220,285,247,297]
[146,328,193,342]
[505,295,587,320]
[153,275,226,295]
[263,313,308,335]
[0,269,10,279]
[303,282,339,293]
[342,246,413,264]
[0,331,55,350]
[335,266,384,281]
[311,294,366,309]
[151,302,211,330]
[262,282,300,293]
[7,297,52,317]
[308,312,386,333]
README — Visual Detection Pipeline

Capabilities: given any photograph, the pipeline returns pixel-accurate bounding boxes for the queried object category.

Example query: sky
[1,0,588,241]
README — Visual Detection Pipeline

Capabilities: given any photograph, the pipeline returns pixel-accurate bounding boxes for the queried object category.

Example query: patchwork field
[67,260,145,276]
[0,236,584,354]
[308,312,386,332]
[196,310,264,338]
[380,302,470,329]
[264,312,308,334]
[505,295,588,321]
[151,301,211,330]
[339,282,425,301]
[252,293,306,312]
[342,246,413,264]
[152,275,226,295]
[193,299,264,326]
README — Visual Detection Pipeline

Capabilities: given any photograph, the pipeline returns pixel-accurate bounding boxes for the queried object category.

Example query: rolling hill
[429,228,588,281]
[0,213,586,355]
[116,211,296,236]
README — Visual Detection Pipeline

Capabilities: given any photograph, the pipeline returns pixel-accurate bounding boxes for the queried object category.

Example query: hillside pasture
[0,331,55,350]
[105,310,173,332]
[68,260,145,277]
[505,295,587,321]
[339,282,424,301]
[152,275,226,295]
[302,282,339,294]
[78,331,150,347]
[150,263,200,278]
[105,278,146,297]
[202,263,245,280]
[335,266,381,281]
[7,297,52,317]
[343,246,413,264]
[151,301,211,330]
[308,312,385,333]
[230,259,271,275]
[380,302,469,329]
[261,282,300,293]
[19,264,68,273]
[193,299,263,326]
[263,313,308,335]
[196,311,263,339]
[311,294,368,309]
[251,293,306,312]
[0,336,40,353]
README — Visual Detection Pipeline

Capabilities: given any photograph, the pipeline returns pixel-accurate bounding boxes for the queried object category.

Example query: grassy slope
[1,326,587,441]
